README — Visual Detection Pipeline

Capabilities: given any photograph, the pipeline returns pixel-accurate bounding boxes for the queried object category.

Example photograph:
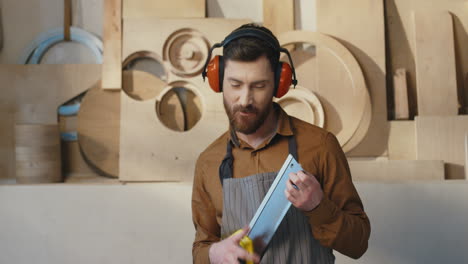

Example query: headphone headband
[221,28,281,51]
[202,27,298,87]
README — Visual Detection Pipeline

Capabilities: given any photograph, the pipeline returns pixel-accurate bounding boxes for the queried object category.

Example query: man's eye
[255,84,266,88]
[231,83,241,87]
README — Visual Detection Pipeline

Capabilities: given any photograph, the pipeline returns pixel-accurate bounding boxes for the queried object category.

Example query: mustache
[233,104,258,114]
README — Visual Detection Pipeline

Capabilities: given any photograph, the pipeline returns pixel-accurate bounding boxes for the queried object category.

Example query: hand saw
[239,154,303,258]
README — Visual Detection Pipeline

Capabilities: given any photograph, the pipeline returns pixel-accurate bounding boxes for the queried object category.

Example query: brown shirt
[191,105,370,263]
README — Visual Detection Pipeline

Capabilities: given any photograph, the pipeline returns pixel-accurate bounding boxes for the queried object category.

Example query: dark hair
[223,23,279,73]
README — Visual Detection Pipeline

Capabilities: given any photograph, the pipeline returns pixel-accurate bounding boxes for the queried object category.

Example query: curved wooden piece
[277,31,371,152]
[275,86,325,128]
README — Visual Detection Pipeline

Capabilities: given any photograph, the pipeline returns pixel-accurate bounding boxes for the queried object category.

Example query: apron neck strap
[219,133,298,186]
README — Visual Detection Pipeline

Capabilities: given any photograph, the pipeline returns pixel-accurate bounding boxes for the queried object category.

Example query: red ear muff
[206,55,223,93]
[275,62,293,98]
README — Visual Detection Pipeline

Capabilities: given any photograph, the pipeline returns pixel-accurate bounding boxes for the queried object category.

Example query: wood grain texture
[263,0,294,35]
[413,10,458,116]
[123,0,205,19]
[0,64,102,124]
[102,0,122,90]
[77,83,120,178]
[387,0,468,116]
[394,68,409,120]
[0,103,15,179]
[388,120,416,160]
[122,69,166,101]
[349,159,444,181]
[120,18,250,182]
[58,115,99,177]
[15,124,62,183]
[317,0,388,157]
[416,116,468,180]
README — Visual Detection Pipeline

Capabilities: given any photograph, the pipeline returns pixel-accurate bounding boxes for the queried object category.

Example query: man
[192,23,370,264]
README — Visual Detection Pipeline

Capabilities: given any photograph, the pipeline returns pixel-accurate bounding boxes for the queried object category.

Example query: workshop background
[1,0,468,263]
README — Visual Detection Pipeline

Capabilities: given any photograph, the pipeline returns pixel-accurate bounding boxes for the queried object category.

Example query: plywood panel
[102,0,122,90]
[388,120,416,160]
[15,124,62,184]
[317,0,388,157]
[0,65,102,124]
[120,18,250,182]
[413,11,458,116]
[349,159,444,181]
[416,116,468,180]
[263,0,294,36]
[387,0,468,116]
[123,0,205,19]
[0,103,15,179]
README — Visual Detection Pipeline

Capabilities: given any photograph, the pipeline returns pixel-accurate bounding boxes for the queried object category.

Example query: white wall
[1,181,468,264]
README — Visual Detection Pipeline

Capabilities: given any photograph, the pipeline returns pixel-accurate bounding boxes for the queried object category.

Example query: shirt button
[252,152,257,156]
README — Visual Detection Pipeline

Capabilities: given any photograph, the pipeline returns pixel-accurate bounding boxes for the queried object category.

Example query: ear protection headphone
[201,27,298,98]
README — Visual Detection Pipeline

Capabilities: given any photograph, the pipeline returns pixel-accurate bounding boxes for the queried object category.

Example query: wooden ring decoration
[277,31,371,152]
[275,86,325,127]
[162,28,210,77]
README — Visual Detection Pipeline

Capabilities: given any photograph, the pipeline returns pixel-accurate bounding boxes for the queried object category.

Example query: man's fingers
[229,226,249,242]
[235,247,260,263]
[285,180,299,194]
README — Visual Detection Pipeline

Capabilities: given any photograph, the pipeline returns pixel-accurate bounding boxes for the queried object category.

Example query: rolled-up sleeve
[192,158,221,264]
[304,132,371,259]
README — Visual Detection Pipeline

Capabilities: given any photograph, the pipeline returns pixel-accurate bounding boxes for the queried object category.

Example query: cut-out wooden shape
[277,31,371,153]
[102,0,122,90]
[413,10,458,116]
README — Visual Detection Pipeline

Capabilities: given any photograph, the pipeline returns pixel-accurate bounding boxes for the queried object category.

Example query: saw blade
[247,154,303,257]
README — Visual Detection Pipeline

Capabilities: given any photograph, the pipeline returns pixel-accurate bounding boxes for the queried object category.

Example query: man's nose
[239,87,253,106]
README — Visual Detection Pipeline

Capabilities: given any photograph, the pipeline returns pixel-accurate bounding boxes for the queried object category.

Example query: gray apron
[218,135,335,263]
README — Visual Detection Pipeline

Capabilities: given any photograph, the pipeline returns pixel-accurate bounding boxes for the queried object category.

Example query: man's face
[223,55,275,135]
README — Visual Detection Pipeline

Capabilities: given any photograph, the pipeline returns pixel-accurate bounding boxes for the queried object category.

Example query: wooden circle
[162,28,210,77]
[277,31,371,152]
[77,82,120,178]
[15,124,62,183]
[275,86,325,127]
[78,70,168,178]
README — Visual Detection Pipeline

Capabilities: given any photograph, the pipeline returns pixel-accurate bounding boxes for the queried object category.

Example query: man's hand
[285,170,323,211]
[209,227,260,264]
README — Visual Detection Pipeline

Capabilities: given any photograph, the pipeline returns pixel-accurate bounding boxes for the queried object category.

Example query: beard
[223,98,272,135]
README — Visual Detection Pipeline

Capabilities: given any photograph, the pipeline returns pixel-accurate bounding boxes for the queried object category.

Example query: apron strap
[219,135,298,186]
[219,141,234,186]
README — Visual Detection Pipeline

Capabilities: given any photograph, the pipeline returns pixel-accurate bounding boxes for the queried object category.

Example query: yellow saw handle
[232,229,254,264]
